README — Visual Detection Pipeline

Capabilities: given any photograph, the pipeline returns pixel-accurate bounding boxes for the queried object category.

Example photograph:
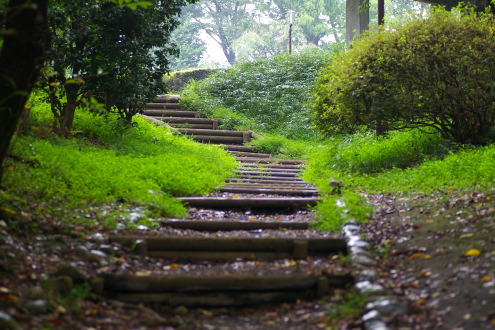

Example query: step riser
[146,103,182,110]
[143,110,199,117]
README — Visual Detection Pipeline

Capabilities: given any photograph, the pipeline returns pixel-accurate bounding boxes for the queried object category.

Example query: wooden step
[189,135,247,144]
[229,151,272,158]
[146,102,182,110]
[160,220,311,231]
[221,145,258,152]
[111,236,343,261]
[235,157,305,165]
[235,170,298,178]
[221,183,316,190]
[237,167,301,173]
[159,118,219,130]
[178,128,252,138]
[179,197,319,209]
[143,110,199,117]
[218,187,317,196]
[103,273,353,306]
[227,178,306,184]
[153,95,180,103]
[239,162,302,169]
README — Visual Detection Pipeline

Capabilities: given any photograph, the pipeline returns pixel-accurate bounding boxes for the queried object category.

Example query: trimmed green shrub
[164,68,218,92]
[312,7,495,145]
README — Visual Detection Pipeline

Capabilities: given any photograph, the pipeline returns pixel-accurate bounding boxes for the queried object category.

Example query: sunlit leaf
[464,249,481,256]
[481,276,493,282]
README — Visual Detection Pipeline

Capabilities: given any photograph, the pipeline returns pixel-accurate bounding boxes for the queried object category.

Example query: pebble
[55,263,87,282]
[0,311,21,330]
[24,299,50,315]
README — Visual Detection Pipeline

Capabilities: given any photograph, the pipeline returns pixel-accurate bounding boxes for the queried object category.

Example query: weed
[3,100,237,227]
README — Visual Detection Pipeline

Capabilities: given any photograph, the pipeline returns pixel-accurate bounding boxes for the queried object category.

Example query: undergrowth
[303,129,495,231]
[180,49,330,141]
[1,98,237,229]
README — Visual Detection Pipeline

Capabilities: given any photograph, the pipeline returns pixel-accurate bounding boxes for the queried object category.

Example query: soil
[1,190,494,329]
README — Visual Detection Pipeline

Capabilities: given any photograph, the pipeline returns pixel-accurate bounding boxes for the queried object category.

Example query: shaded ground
[364,191,495,329]
[0,190,494,329]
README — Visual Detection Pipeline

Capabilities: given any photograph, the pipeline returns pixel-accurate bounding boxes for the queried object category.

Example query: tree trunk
[0,0,50,186]
[58,84,81,136]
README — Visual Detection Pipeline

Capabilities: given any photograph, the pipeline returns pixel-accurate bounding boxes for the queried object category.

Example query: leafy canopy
[311,6,495,145]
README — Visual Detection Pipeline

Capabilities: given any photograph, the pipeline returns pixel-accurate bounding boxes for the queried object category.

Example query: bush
[312,7,495,145]
[181,49,330,139]
[164,69,218,92]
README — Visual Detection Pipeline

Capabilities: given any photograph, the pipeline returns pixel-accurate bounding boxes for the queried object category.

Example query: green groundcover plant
[180,48,332,140]
[1,98,237,227]
[304,129,495,231]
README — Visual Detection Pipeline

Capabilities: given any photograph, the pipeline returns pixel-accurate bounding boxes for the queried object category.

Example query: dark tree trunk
[58,84,81,136]
[0,0,50,186]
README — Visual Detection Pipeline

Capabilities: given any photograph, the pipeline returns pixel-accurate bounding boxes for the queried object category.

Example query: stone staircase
[101,95,352,308]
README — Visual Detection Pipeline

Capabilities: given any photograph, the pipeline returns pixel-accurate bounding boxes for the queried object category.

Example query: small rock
[73,245,90,258]
[24,299,51,315]
[354,268,378,281]
[88,250,107,262]
[55,263,87,282]
[356,281,386,295]
[0,311,21,330]
[343,224,360,236]
[352,254,377,268]
[347,235,370,249]
[366,298,407,317]
[362,309,380,322]
[363,319,389,330]
[21,286,45,300]
[89,233,106,243]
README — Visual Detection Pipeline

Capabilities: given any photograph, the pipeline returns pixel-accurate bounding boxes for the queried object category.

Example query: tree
[43,0,197,133]
[312,7,495,145]
[169,7,206,71]
[187,0,257,65]
[0,0,50,186]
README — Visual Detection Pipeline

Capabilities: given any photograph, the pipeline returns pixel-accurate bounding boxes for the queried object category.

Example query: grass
[303,128,495,232]
[1,96,237,229]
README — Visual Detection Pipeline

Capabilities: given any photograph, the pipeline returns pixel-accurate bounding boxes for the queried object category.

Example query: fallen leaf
[464,249,481,257]
[410,253,431,260]
[416,298,426,305]
[170,263,180,269]
[419,271,431,277]
[481,276,493,282]
[459,233,474,239]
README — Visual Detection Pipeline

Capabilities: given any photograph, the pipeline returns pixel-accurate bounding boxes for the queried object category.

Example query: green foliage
[305,129,451,183]
[181,49,330,139]
[327,289,368,321]
[3,101,237,225]
[304,129,495,196]
[312,191,372,232]
[312,7,495,145]
[248,134,313,159]
[43,0,197,133]
[164,69,218,92]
